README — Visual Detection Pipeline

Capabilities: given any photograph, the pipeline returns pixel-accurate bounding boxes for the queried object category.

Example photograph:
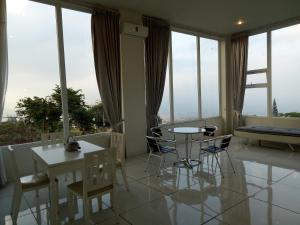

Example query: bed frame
[234,126,300,151]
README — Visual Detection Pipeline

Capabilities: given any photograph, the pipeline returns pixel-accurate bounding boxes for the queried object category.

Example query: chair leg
[120,166,129,191]
[144,153,152,172]
[225,149,236,173]
[97,196,102,210]
[157,157,164,177]
[11,187,22,224]
[72,171,76,182]
[67,191,75,221]
[214,153,224,178]
[83,197,90,225]
[111,188,120,224]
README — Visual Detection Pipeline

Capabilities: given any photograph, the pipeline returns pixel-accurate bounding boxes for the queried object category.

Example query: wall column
[120,10,147,156]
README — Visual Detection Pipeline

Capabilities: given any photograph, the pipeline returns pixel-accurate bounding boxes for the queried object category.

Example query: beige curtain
[91,11,122,132]
[143,16,170,134]
[0,0,8,186]
[231,36,248,129]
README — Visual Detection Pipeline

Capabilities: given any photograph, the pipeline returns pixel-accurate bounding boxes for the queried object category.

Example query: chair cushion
[203,146,222,153]
[160,145,176,153]
[20,173,50,190]
[67,181,113,197]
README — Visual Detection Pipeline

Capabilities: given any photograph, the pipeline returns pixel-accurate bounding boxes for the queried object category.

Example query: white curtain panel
[0,0,8,186]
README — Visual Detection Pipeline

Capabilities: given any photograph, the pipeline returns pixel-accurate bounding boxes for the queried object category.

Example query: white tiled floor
[1,137,300,225]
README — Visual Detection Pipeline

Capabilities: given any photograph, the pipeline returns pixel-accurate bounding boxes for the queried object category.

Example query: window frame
[5,0,100,142]
[243,31,272,118]
[162,28,221,124]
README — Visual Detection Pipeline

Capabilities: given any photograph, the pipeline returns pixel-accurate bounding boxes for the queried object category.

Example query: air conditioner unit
[121,22,148,38]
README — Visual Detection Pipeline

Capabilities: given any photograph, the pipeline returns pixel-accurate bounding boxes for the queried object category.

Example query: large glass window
[1,0,60,145]
[243,88,268,116]
[158,31,220,123]
[272,24,300,117]
[247,33,267,71]
[172,32,198,122]
[62,9,107,133]
[200,38,219,118]
[243,33,268,117]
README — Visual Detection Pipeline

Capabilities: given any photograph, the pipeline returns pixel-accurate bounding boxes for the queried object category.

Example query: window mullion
[197,36,202,119]
[55,5,69,141]
[267,31,272,118]
[168,32,175,123]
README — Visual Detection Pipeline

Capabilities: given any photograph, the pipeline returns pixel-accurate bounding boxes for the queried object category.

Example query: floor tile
[121,195,214,225]
[102,181,166,213]
[216,198,300,225]
[277,171,300,189]
[240,161,293,182]
[213,172,270,196]
[254,182,300,214]
[0,213,38,225]
[138,167,199,194]
[0,195,32,222]
[171,182,247,216]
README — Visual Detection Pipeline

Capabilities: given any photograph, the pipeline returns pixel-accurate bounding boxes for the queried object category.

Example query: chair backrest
[150,127,163,137]
[220,135,232,149]
[41,132,63,145]
[204,126,217,137]
[146,136,160,152]
[110,132,125,163]
[8,145,21,185]
[82,149,115,195]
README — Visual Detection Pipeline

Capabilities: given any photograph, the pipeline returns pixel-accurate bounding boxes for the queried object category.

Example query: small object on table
[65,135,81,152]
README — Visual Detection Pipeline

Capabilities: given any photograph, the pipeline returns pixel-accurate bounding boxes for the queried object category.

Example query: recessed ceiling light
[236,19,246,26]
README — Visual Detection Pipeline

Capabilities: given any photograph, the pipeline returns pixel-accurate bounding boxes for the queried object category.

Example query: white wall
[244,116,300,128]
[120,10,147,157]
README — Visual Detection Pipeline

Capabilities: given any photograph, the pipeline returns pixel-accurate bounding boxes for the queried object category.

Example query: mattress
[235,125,300,137]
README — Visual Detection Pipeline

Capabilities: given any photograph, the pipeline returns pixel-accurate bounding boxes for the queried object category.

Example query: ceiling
[89,0,300,35]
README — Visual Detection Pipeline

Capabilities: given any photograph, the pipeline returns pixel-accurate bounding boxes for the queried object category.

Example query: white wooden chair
[41,132,77,182]
[67,148,119,224]
[110,132,129,191]
[41,132,63,145]
[8,145,57,225]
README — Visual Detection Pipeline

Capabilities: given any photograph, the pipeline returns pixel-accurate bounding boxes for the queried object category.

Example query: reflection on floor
[1,137,300,225]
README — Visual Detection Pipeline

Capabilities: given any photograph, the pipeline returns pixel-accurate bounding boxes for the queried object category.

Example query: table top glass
[168,127,206,134]
[31,140,105,167]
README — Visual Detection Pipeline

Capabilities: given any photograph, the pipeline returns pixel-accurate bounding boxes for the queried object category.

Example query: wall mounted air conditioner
[121,22,148,38]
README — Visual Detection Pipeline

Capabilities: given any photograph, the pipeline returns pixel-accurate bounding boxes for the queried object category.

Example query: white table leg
[49,172,58,225]
[33,159,39,197]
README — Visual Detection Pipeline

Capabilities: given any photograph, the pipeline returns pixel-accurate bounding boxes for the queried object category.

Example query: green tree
[88,102,110,128]
[51,85,93,132]
[272,98,279,117]
[16,96,61,132]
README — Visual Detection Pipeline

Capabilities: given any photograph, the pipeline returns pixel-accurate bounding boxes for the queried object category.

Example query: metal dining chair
[190,125,218,157]
[145,135,179,176]
[197,134,235,178]
[8,145,58,225]
[67,148,119,224]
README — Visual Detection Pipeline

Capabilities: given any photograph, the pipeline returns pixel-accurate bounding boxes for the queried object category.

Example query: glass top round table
[168,127,206,134]
[168,126,206,169]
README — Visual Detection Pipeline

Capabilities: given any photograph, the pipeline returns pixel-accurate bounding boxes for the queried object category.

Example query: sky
[3,0,300,121]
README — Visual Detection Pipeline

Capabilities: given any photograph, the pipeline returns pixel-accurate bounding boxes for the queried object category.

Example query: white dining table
[31,140,105,225]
